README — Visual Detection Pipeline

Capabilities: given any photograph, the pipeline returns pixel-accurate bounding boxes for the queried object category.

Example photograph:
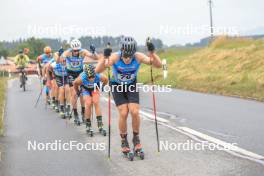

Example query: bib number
[117,73,135,82]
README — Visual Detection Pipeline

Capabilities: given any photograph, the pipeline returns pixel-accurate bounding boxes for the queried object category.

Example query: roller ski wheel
[133,135,144,160]
[134,147,144,160]
[121,139,134,161]
[55,106,59,113]
[98,128,106,136]
[86,129,94,137]
[73,114,81,126]
[86,120,93,137]
[74,119,81,126]
[123,151,134,161]
[60,112,66,119]
[97,117,106,136]
[51,103,56,110]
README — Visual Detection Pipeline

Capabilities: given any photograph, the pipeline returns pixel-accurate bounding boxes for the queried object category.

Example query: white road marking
[179,127,264,160]
[199,128,237,138]
[101,95,264,165]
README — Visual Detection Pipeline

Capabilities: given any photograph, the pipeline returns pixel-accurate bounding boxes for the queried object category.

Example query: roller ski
[96,116,106,136]
[73,112,81,126]
[85,119,94,137]
[133,135,144,160]
[121,137,134,161]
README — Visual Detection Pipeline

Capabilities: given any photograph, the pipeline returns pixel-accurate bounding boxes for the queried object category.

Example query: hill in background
[139,36,264,101]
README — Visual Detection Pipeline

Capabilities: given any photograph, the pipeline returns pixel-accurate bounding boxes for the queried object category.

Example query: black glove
[146,37,155,52]
[43,78,47,85]
[104,47,112,58]
[90,44,96,54]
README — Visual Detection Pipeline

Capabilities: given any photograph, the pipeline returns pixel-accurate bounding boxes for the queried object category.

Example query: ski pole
[151,65,160,152]
[147,37,160,153]
[34,62,44,108]
[105,42,112,159]
[34,87,43,108]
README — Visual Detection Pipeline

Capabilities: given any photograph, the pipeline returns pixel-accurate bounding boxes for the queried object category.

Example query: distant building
[0,56,8,65]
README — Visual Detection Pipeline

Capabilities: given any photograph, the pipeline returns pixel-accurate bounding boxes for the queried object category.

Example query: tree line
[0,36,164,60]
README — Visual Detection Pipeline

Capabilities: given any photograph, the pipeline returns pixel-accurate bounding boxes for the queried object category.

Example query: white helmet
[70,39,82,50]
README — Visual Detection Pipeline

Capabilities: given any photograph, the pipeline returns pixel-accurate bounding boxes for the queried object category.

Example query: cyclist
[96,36,162,155]
[73,64,108,134]
[14,50,29,88]
[61,39,100,124]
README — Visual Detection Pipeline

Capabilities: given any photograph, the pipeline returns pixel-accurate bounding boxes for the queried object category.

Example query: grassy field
[0,77,7,135]
[138,36,264,101]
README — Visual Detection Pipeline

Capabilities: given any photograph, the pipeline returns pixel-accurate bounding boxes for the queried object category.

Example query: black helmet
[120,36,137,57]
[18,49,23,54]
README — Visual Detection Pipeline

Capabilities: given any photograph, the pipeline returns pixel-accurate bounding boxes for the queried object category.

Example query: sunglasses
[73,49,80,53]
[88,76,95,79]
[123,54,133,59]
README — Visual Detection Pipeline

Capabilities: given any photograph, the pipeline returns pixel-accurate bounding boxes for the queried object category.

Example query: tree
[0,43,9,59]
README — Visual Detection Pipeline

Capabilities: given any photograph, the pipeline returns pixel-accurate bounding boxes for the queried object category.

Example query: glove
[146,37,155,52]
[104,43,112,58]
[58,48,64,57]
[90,44,96,54]
[104,48,112,58]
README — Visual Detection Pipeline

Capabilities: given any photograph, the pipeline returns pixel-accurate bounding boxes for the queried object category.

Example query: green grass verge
[138,36,264,102]
[0,77,7,136]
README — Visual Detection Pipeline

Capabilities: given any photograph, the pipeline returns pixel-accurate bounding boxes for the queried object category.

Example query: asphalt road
[140,87,264,156]
[0,77,264,176]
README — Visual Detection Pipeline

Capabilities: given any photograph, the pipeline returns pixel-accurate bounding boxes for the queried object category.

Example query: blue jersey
[53,63,67,77]
[65,48,84,72]
[112,51,140,84]
[41,53,53,65]
[81,72,101,90]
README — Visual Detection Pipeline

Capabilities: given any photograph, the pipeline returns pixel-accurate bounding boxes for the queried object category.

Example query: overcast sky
[0,0,263,45]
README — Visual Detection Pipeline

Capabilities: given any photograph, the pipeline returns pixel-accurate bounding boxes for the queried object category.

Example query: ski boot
[73,112,81,126]
[51,97,56,109]
[65,105,71,119]
[96,116,106,136]
[121,136,134,161]
[81,112,85,124]
[81,107,85,124]
[86,119,94,137]
[59,105,66,119]
[133,135,144,160]
[47,97,51,105]
[55,101,60,113]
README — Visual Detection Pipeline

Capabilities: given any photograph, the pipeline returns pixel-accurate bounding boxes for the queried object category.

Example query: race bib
[117,73,135,82]
[70,61,81,67]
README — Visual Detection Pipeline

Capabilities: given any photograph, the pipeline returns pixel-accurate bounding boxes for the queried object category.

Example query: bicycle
[17,67,27,91]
